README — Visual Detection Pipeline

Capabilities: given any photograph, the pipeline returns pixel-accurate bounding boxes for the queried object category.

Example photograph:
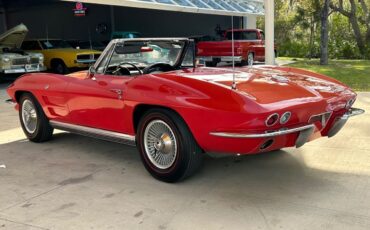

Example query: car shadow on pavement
[0,132,361,198]
[1,131,370,229]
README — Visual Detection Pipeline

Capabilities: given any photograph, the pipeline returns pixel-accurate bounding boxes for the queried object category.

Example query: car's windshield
[40,40,73,49]
[109,40,185,67]
[226,31,258,40]
[112,32,141,39]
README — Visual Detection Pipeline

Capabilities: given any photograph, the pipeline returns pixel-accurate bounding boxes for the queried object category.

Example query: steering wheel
[113,62,142,75]
[142,63,175,74]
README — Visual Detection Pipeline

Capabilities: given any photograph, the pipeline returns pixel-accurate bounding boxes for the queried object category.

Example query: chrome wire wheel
[143,120,178,170]
[21,99,38,134]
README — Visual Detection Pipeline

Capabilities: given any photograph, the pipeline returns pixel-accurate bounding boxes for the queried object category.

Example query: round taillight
[280,112,291,124]
[265,113,279,127]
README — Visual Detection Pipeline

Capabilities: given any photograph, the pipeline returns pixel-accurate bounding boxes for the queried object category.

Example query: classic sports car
[66,40,106,51]
[21,39,101,74]
[0,24,45,76]
[6,38,364,182]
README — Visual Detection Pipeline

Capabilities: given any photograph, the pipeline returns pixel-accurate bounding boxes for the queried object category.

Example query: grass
[278,57,370,91]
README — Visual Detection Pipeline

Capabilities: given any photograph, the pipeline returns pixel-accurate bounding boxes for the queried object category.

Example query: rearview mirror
[140,47,153,52]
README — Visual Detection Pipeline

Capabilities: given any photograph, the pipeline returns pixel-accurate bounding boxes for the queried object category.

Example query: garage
[1,1,370,230]
[1,1,261,42]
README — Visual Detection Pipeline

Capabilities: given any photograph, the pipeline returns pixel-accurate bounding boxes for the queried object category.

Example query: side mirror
[87,66,96,79]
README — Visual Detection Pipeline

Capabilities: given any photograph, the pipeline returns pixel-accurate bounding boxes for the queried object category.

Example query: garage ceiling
[63,0,265,16]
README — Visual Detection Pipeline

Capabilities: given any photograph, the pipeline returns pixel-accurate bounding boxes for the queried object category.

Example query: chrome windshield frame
[93,38,191,74]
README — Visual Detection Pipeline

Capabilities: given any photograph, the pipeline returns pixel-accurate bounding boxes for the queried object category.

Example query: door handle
[110,89,123,99]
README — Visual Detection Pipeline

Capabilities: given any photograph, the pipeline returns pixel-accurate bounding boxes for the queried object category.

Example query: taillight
[265,113,279,127]
[280,112,291,124]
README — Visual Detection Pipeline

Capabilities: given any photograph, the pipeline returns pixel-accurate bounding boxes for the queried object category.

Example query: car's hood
[172,66,355,105]
[0,24,28,49]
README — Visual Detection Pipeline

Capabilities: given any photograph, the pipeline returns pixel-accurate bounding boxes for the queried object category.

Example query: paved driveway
[1,81,370,230]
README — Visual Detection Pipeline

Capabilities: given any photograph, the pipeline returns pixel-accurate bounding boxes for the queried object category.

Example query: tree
[320,0,330,65]
[330,0,370,57]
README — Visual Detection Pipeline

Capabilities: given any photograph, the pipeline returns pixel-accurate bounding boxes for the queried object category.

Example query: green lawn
[278,58,370,91]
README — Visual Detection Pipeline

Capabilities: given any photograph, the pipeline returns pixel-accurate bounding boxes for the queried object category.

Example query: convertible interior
[100,39,195,77]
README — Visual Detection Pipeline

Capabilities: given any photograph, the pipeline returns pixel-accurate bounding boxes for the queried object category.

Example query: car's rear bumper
[327,108,365,137]
[199,56,243,62]
[207,108,364,154]
[210,124,315,150]
[210,124,315,149]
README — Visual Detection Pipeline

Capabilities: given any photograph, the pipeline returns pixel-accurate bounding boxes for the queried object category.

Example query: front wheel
[137,109,204,182]
[19,93,54,142]
[51,60,68,74]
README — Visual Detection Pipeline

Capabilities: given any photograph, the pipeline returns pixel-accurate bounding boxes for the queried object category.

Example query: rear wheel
[137,109,204,182]
[19,93,53,142]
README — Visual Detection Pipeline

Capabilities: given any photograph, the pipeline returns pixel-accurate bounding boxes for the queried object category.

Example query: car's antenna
[231,15,237,90]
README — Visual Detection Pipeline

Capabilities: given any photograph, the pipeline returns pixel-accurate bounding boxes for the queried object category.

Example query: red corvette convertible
[6,38,364,182]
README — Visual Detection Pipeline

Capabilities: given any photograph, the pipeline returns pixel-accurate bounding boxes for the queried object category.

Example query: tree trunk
[309,16,315,59]
[349,15,366,57]
[330,0,367,57]
[320,0,330,65]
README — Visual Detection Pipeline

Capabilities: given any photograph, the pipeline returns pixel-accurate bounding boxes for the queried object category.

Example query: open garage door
[62,0,274,65]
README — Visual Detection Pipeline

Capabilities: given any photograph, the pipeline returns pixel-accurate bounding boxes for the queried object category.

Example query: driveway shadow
[1,131,370,229]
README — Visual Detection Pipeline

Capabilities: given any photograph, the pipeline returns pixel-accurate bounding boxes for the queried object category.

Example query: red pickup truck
[197,29,276,67]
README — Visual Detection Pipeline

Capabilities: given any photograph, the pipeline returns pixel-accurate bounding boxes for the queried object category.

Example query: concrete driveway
[1,81,370,230]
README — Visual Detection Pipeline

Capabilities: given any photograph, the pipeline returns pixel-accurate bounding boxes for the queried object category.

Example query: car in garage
[67,40,106,51]
[111,31,141,39]
[0,24,45,76]
[21,39,101,74]
[6,38,364,182]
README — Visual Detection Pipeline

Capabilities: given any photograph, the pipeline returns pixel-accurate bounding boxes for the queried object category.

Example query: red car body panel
[197,29,274,62]
[7,65,356,154]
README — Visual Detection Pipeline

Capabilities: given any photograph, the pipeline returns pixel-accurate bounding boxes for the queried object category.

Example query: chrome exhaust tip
[260,139,274,150]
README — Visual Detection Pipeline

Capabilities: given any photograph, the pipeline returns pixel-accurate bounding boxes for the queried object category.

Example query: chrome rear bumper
[210,124,315,148]
[328,108,365,138]
[200,56,243,62]
[210,124,315,139]
[210,107,365,149]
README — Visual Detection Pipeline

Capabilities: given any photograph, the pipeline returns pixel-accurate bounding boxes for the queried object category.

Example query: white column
[243,15,256,29]
[264,0,275,65]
